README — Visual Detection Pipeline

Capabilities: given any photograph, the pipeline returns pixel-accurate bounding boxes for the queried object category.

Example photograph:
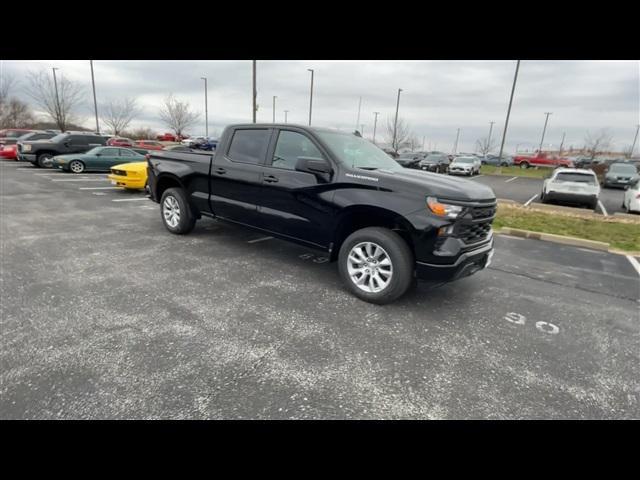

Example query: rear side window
[227,129,271,165]
[555,172,597,184]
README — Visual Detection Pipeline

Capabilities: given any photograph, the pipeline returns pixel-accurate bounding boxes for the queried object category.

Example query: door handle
[263,175,279,183]
[214,167,226,175]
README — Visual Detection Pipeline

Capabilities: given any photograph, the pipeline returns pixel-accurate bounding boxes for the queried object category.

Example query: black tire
[520,162,529,169]
[338,227,414,305]
[160,187,196,234]
[68,159,85,174]
[540,190,546,203]
[36,153,53,168]
[589,200,598,211]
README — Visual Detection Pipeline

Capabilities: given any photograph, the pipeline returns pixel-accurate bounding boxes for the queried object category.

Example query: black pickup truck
[147,124,497,304]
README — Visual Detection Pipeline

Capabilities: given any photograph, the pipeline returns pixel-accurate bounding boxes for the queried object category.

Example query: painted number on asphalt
[299,253,329,264]
[504,312,560,335]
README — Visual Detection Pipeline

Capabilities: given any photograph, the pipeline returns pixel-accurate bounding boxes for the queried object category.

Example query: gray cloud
[2,60,638,153]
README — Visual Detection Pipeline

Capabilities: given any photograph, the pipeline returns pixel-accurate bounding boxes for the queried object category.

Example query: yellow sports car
[108,161,148,190]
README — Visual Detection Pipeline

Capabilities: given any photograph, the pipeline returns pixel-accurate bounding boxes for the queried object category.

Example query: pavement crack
[487,265,639,302]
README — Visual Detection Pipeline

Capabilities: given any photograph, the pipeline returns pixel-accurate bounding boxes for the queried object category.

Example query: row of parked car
[393,151,511,176]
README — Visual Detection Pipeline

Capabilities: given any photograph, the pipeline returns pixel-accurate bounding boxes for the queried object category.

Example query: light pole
[497,60,521,172]
[52,67,60,128]
[630,124,640,157]
[487,121,495,153]
[307,68,314,126]
[453,128,460,154]
[538,112,552,153]
[252,61,257,123]
[558,131,566,156]
[284,110,289,123]
[90,61,99,134]
[272,96,277,123]
[372,111,380,144]
[392,88,403,153]
[355,96,362,132]
[201,77,209,137]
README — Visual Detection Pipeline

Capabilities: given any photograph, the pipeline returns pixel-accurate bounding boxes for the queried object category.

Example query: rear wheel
[338,227,414,305]
[69,160,85,173]
[160,187,196,234]
[540,190,546,203]
[520,162,529,169]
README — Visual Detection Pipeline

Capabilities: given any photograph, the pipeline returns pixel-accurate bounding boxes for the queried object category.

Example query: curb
[496,227,610,251]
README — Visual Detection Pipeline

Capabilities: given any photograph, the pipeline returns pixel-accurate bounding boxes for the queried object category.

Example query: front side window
[271,130,324,170]
[227,129,271,165]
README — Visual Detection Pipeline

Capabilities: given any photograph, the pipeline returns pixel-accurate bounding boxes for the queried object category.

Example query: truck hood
[357,168,496,202]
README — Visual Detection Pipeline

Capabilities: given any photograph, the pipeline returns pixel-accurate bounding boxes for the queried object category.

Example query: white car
[541,168,600,210]
[448,156,480,176]
[622,178,640,214]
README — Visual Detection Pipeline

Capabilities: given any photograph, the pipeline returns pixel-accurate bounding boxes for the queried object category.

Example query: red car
[133,140,165,151]
[0,128,35,146]
[0,144,18,160]
[513,151,574,169]
[106,137,134,147]
[156,132,189,142]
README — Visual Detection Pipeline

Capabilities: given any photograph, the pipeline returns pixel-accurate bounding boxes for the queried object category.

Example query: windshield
[316,131,404,172]
[554,172,597,184]
[609,164,637,174]
[454,157,475,164]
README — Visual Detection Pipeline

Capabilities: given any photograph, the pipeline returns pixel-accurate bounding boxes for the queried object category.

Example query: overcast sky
[2,60,638,153]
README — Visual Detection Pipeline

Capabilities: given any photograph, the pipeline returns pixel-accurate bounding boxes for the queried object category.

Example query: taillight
[636,193,640,199]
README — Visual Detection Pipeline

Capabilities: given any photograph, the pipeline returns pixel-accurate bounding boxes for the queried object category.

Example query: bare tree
[159,94,199,138]
[24,69,86,132]
[475,136,498,156]
[128,127,157,140]
[621,145,635,159]
[584,129,613,160]
[101,98,140,136]
[0,98,35,128]
[0,73,16,113]
[385,117,412,154]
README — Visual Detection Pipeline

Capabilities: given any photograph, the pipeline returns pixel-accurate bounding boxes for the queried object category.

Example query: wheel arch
[155,173,185,201]
[330,205,415,262]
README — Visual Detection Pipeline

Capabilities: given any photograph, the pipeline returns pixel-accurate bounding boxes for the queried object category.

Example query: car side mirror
[295,156,332,175]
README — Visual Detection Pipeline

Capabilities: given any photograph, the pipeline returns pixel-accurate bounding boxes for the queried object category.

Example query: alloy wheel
[346,241,393,293]
[163,195,181,228]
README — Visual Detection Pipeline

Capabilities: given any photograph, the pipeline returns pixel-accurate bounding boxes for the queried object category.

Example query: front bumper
[604,178,633,188]
[107,174,146,189]
[545,191,597,205]
[415,239,494,282]
[449,168,472,175]
[18,153,37,163]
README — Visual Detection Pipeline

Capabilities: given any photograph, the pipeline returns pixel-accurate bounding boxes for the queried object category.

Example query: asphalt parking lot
[468,173,628,216]
[1,160,639,419]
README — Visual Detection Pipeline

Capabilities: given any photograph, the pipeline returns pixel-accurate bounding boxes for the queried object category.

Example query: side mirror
[295,156,332,175]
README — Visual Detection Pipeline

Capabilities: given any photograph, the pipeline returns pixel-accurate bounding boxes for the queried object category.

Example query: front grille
[469,204,496,220]
[457,222,492,244]
[111,169,127,176]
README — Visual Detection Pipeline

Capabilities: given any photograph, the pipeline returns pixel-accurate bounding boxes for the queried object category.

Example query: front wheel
[520,162,529,169]
[160,187,196,234]
[69,160,85,173]
[36,153,54,168]
[338,227,414,305]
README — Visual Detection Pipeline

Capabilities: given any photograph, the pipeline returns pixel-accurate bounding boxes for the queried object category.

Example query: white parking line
[111,198,149,202]
[51,178,107,182]
[626,255,640,277]
[598,200,608,217]
[247,236,274,243]
[524,194,538,206]
[505,177,518,183]
[79,187,121,190]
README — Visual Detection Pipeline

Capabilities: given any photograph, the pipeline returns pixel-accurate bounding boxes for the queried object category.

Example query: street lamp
[630,124,640,157]
[252,61,257,123]
[372,112,380,144]
[392,88,403,153]
[52,67,60,126]
[497,60,521,172]
[90,61,99,134]
[539,112,552,153]
[284,110,289,123]
[307,69,314,126]
[272,96,277,123]
[356,96,362,132]
[201,77,209,137]
[487,121,495,153]
[453,128,460,154]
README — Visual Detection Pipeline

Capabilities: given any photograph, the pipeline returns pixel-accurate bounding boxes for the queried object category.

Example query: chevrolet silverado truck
[147,124,497,304]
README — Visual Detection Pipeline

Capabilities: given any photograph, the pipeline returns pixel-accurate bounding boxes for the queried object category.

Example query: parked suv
[147,124,497,304]
[18,132,107,167]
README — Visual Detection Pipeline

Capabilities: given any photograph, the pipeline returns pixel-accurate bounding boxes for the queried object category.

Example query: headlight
[427,197,464,219]
[23,145,31,152]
